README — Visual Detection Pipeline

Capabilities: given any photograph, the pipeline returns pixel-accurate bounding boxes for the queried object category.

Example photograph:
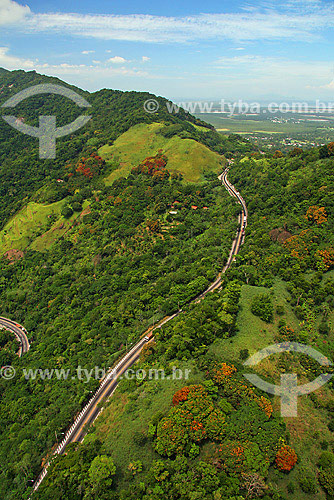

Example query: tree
[128,460,143,475]
[71,201,82,212]
[241,472,267,498]
[61,205,73,218]
[251,294,273,323]
[88,455,116,489]
[273,150,283,158]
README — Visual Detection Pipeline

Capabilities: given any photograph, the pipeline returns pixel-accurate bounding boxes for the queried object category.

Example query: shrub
[318,468,334,497]
[318,451,334,469]
[319,322,330,335]
[239,348,249,361]
[276,305,285,315]
[61,205,73,218]
[133,431,147,446]
[328,418,334,432]
[251,294,274,323]
[71,201,83,212]
[298,468,317,493]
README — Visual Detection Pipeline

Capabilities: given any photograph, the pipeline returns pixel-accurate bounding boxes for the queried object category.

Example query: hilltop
[0,68,252,234]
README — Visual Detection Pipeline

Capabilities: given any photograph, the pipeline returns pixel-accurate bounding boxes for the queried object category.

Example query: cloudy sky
[0,0,333,100]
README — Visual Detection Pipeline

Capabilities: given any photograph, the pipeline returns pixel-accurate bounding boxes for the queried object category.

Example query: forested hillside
[0,68,256,500]
[0,69,333,500]
[0,68,251,230]
[32,146,333,500]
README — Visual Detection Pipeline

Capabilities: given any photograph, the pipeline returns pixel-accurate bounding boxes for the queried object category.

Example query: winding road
[28,167,247,495]
[0,316,30,356]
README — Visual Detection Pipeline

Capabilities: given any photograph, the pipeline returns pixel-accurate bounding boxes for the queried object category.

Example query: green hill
[100,122,223,183]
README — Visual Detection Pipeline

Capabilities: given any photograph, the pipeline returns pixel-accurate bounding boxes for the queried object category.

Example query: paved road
[0,316,30,356]
[31,167,247,495]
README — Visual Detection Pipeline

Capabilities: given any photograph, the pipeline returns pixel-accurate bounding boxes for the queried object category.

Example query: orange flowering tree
[172,387,191,406]
[316,248,334,271]
[66,151,105,187]
[306,205,327,225]
[275,445,298,471]
[131,152,169,181]
[155,385,225,456]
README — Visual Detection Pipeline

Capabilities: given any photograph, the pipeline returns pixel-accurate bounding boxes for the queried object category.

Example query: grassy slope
[1,122,221,254]
[0,200,66,253]
[209,278,299,360]
[31,200,90,252]
[0,200,90,254]
[100,122,222,184]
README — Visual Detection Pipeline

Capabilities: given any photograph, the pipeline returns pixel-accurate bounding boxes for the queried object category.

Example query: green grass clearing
[89,359,202,486]
[0,200,67,254]
[209,279,299,361]
[0,199,91,255]
[30,201,90,252]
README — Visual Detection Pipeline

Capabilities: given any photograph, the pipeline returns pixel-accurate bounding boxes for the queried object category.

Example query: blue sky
[0,0,334,101]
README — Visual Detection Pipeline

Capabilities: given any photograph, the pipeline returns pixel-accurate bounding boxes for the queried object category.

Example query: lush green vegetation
[0,69,251,231]
[0,69,333,500]
[0,151,240,500]
[36,144,334,500]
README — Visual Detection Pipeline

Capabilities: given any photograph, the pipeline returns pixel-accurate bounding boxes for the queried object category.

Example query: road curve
[0,316,30,356]
[30,167,247,495]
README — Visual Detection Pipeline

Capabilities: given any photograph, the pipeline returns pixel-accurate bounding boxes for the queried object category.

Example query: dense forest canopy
[0,69,333,500]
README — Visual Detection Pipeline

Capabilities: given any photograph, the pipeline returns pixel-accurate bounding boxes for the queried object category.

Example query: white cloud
[108,56,127,64]
[0,47,147,79]
[82,50,95,55]
[0,46,34,69]
[36,62,146,77]
[20,3,334,43]
[142,56,150,62]
[210,54,334,98]
[0,0,30,26]
[215,55,332,79]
